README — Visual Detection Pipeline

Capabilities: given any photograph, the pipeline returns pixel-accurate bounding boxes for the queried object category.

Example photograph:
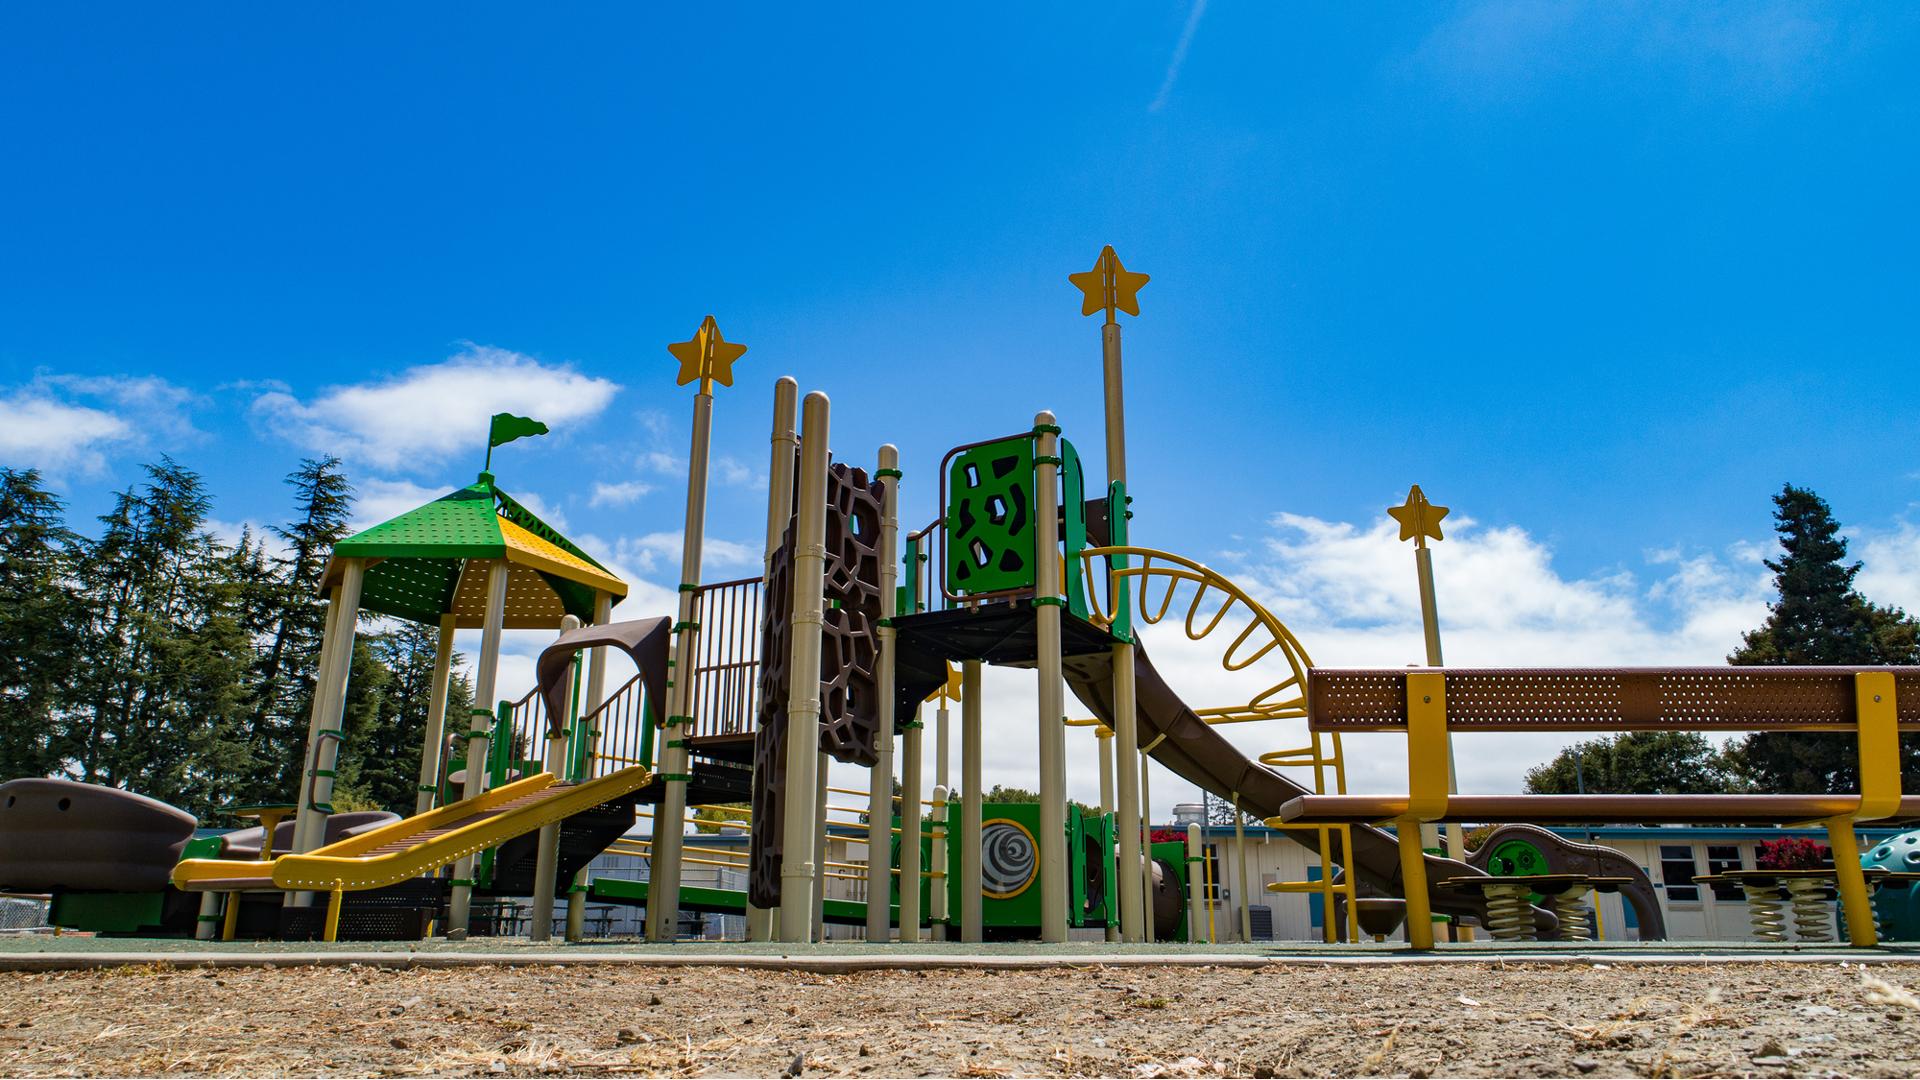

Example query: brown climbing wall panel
[749,461,886,908]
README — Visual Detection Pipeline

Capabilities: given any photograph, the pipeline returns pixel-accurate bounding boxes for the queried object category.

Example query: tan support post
[414,614,458,817]
[291,563,364,858]
[1140,749,1155,943]
[529,613,582,942]
[1233,794,1251,943]
[1097,727,1119,941]
[566,590,614,942]
[1032,411,1069,943]
[960,659,984,942]
[778,391,830,943]
[1184,823,1205,943]
[900,704,923,942]
[448,558,509,937]
[933,692,951,941]
[865,447,901,941]
[750,377,798,942]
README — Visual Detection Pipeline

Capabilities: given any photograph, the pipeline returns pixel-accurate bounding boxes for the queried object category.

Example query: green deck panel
[335,480,506,561]
[587,877,898,927]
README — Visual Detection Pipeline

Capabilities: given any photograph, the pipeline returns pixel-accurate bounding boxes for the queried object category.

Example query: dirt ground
[0,961,1916,1078]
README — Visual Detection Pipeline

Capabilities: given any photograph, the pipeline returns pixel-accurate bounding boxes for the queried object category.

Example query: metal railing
[686,576,763,741]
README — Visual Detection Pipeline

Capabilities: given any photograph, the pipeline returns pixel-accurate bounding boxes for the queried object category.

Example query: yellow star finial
[1068,245,1149,322]
[1388,484,1449,548]
[667,315,747,390]
[927,662,963,704]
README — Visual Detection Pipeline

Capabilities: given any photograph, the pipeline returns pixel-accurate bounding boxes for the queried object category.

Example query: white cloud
[611,532,762,578]
[637,450,685,477]
[1857,523,1920,615]
[590,480,654,508]
[349,477,448,532]
[251,345,619,472]
[715,455,764,490]
[1149,0,1209,113]
[0,373,200,477]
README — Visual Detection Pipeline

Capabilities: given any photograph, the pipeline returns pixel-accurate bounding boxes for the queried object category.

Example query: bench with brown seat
[1272,666,1918,948]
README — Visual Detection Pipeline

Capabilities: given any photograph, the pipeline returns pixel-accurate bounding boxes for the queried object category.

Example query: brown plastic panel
[1307,667,1920,732]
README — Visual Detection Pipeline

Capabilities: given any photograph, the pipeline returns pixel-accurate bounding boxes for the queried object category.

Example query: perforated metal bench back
[1306,667,1920,732]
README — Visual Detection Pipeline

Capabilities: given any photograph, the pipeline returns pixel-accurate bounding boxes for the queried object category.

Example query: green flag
[485,413,549,470]
[489,413,549,448]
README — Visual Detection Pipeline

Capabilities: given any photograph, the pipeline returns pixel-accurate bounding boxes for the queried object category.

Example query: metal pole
[289,581,348,860]
[865,446,902,941]
[750,377,799,943]
[959,659,984,942]
[646,384,715,942]
[932,697,951,940]
[929,782,949,940]
[529,614,582,941]
[1031,412,1069,943]
[778,391,830,943]
[414,613,458,817]
[814,750,829,940]
[1140,749,1155,943]
[1185,824,1205,944]
[1234,795,1251,943]
[566,590,613,942]
[449,558,509,936]
[1097,726,1119,941]
[900,704,923,942]
[1103,316,1146,944]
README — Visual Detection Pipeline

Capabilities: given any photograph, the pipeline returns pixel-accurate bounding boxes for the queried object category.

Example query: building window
[1705,844,1744,901]
[1659,844,1700,902]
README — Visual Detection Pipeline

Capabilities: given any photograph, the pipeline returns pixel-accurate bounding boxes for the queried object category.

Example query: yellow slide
[173,766,653,894]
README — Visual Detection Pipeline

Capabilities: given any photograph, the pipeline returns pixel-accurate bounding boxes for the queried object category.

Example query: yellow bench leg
[221,892,241,941]
[1825,817,1877,948]
[323,884,344,943]
[1396,815,1435,949]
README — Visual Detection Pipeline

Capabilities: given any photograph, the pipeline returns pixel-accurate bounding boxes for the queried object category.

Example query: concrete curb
[4,949,1920,973]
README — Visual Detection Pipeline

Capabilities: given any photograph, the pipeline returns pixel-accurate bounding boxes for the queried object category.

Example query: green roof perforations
[334,479,506,561]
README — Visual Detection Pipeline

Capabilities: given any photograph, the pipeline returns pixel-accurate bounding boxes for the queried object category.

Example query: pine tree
[233,457,354,805]
[1728,485,1920,792]
[0,469,82,780]
[61,459,253,817]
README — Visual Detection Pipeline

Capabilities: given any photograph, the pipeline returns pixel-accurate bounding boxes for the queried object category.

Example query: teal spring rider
[1864,828,1920,941]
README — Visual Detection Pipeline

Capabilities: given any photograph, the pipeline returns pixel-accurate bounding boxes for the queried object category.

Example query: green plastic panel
[1060,439,1089,619]
[334,481,505,561]
[49,891,166,934]
[945,436,1037,596]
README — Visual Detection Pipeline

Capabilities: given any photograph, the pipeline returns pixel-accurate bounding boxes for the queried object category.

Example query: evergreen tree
[61,459,252,816]
[233,457,354,805]
[332,621,470,813]
[0,469,82,780]
[1728,485,1920,792]
[1525,731,1739,795]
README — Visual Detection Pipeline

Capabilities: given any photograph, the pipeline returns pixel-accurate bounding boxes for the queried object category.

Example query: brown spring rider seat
[0,779,198,893]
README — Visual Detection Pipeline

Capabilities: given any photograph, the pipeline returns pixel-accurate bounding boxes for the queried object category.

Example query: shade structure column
[448,558,510,936]
[959,659,984,942]
[778,391,831,943]
[287,581,347,885]
[414,614,459,817]
[750,376,798,943]
[529,614,582,942]
[1031,412,1069,943]
[566,590,614,942]
[865,444,902,942]
[291,558,366,863]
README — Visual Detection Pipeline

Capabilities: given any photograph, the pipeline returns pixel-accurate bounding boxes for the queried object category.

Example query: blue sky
[5,4,1919,805]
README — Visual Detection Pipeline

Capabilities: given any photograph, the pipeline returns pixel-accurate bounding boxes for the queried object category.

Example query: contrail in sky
[1149,0,1210,113]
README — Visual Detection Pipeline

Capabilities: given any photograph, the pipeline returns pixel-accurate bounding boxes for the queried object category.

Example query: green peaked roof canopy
[321,473,629,629]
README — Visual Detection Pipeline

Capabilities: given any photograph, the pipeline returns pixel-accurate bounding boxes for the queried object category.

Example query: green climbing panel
[946,436,1038,596]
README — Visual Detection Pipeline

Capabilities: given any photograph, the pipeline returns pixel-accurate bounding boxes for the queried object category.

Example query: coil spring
[1484,884,1534,941]
[1782,878,1834,942]
[1552,887,1593,941]
[1742,883,1786,942]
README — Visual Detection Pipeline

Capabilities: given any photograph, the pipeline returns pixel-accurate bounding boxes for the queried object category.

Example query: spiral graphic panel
[980,817,1038,900]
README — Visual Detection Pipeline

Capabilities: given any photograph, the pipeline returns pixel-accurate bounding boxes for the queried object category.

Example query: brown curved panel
[1468,823,1667,940]
[0,779,198,893]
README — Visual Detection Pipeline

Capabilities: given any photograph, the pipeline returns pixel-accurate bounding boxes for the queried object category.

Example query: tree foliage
[0,458,474,822]
[1524,731,1740,795]
[1728,485,1920,794]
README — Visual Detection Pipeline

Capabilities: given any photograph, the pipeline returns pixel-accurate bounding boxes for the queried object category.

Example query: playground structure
[3,247,1918,949]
